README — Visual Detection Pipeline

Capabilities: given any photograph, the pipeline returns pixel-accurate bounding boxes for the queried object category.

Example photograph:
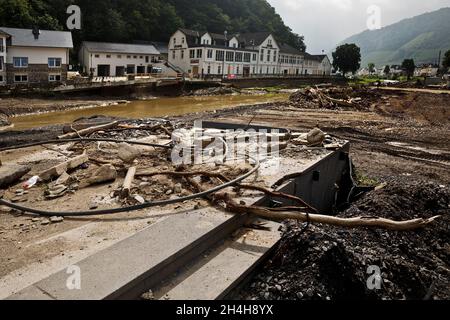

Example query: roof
[237,32,272,47]
[305,53,329,62]
[279,43,303,55]
[82,41,160,55]
[0,27,73,48]
[133,40,168,54]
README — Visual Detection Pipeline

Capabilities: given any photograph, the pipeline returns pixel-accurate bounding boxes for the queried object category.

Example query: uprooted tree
[332,43,361,76]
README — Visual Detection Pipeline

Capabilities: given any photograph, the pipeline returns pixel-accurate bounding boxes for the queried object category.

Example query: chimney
[32,26,40,40]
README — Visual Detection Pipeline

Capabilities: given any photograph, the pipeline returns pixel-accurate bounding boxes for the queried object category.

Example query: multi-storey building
[168,28,332,78]
[79,42,163,77]
[0,27,73,85]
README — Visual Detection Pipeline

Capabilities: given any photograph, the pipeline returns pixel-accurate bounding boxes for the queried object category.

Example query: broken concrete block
[307,128,326,146]
[0,165,31,189]
[80,164,117,188]
[55,172,71,186]
[118,143,141,163]
[40,153,89,182]
[50,216,64,223]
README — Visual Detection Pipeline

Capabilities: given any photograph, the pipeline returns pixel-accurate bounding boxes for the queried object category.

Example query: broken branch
[215,193,441,231]
[58,121,119,139]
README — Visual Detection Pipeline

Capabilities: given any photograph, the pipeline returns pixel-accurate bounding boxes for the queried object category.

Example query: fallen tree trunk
[215,193,441,231]
[58,121,119,139]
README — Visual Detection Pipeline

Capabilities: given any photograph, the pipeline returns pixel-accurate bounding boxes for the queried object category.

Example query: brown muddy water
[10,94,287,130]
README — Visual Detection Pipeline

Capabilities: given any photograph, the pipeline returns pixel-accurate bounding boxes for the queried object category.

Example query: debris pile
[240,179,450,300]
[289,86,382,110]
[188,86,241,96]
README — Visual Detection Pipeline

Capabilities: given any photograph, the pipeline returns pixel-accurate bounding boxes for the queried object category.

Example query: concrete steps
[154,221,281,300]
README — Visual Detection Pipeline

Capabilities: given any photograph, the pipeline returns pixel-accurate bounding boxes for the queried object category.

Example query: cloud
[268,0,450,52]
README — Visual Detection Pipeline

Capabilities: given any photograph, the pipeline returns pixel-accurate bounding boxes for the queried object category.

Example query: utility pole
[222,30,227,80]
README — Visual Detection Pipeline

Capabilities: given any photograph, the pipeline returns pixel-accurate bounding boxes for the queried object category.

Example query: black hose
[0,138,172,152]
[0,137,260,216]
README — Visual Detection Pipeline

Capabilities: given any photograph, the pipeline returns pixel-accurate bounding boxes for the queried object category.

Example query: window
[207,49,213,59]
[235,52,243,62]
[145,56,149,63]
[95,54,100,58]
[237,66,240,74]
[268,39,272,46]
[181,50,184,59]
[207,66,211,74]
[190,50,195,59]
[117,55,122,59]
[133,56,137,59]
[0,75,3,82]
[49,74,61,82]
[218,65,221,74]
[140,56,143,59]
[14,74,28,83]
[252,53,257,61]
[13,57,28,68]
[260,49,264,62]
[173,38,176,44]
[196,49,202,59]
[182,37,185,44]
[127,55,131,59]
[172,50,176,60]
[106,55,111,58]
[0,57,3,71]
[267,50,271,62]
[273,52,277,62]
[225,51,234,62]
[0,41,4,53]
[216,50,224,61]
[244,53,251,63]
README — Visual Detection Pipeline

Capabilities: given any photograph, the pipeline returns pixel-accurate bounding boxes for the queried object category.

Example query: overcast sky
[267,0,450,53]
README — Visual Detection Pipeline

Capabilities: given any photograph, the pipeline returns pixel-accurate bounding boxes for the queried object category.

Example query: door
[137,66,146,74]
[97,65,110,77]
[127,65,135,74]
[193,66,199,77]
[243,66,250,77]
[116,66,125,77]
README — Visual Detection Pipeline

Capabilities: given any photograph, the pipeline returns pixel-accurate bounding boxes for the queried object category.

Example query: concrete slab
[156,222,281,300]
[9,208,245,300]
[0,164,31,188]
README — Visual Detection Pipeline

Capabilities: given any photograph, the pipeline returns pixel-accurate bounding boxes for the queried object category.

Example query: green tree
[401,59,416,80]
[332,43,361,76]
[368,63,375,74]
[383,65,391,76]
[443,50,450,70]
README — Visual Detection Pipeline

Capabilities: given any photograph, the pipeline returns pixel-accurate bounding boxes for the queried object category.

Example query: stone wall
[5,64,68,85]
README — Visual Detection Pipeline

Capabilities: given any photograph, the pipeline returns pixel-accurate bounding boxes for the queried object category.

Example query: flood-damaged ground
[0,85,449,300]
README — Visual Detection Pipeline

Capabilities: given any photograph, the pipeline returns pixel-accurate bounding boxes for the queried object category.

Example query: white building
[0,27,73,85]
[168,28,332,78]
[79,41,164,77]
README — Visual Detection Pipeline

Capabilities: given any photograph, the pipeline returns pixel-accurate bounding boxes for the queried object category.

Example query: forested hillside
[0,0,305,51]
[341,7,450,67]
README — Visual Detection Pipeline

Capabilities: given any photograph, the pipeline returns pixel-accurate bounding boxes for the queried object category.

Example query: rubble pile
[188,86,241,96]
[241,178,450,300]
[288,86,383,110]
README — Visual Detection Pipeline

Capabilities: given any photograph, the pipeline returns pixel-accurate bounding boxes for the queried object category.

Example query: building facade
[168,28,332,78]
[0,27,72,85]
[79,42,164,77]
